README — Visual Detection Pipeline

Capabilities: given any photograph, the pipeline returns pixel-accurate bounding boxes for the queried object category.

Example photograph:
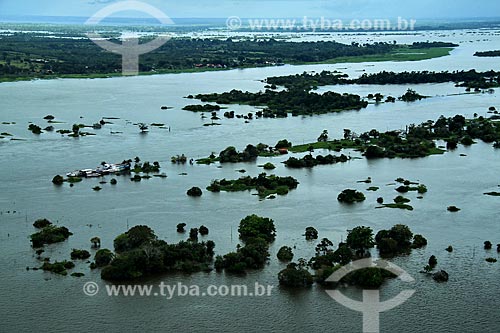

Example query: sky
[0,0,500,19]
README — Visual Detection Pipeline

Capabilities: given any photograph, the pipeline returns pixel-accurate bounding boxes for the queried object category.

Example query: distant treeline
[266,70,500,89]
[474,50,500,57]
[409,42,458,48]
[0,34,401,79]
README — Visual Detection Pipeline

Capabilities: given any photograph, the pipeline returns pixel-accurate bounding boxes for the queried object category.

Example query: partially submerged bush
[278,263,313,287]
[33,218,52,229]
[177,223,186,233]
[277,246,294,262]
[187,187,203,197]
[41,260,75,276]
[52,175,64,185]
[238,215,276,242]
[94,249,114,267]
[428,255,438,268]
[199,225,209,236]
[30,226,73,248]
[71,249,91,260]
[263,162,276,170]
[412,235,428,249]
[305,227,318,240]
[337,189,366,203]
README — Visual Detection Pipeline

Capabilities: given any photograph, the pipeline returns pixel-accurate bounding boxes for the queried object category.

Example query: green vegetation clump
[70,249,91,260]
[305,227,319,240]
[266,67,500,92]
[238,215,276,243]
[131,175,142,182]
[94,249,114,267]
[307,226,408,288]
[284,154,349,168]
[275,139,292,149]
[216,215,276,274]
[262,162,276,170]
[410,42,459,48]
[41,260,75,276]
[399,89,427,102]
[278,262,313,287]
[207,173,299,198]
[189,228,199,241]
[277,246,294,262]
[216,237,270,274]
[33,218,52,229]
[131,161,160,173]
[199,225,209,236]
[380,195,414,210]
[194,88,368,117]
[375,224,420,257]
[337,189,366,203]
[346,226,375,257]
[176,223,186,233]
[428,255,438,268]
[30,225,73,248]
[182,104,221,112]
[381,203,414,210]
[412,235,428,248]
[394,196,411,204]
[52,175,64,185]
[67,176,82,183]
[304,224,428,288]
[187,187,203,197]
[100,226,215,280]
[485,257,497,263]
[220,144,269,163]
[341,267,397,289]
[292,115,500,160]
[198,144,279,164]
[475,50,500,57]
[28,124,42,134]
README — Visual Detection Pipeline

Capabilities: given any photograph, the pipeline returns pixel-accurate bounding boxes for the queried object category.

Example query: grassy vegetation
[294,47,453,65]
[207,173,299,198]
[290,139,362,153]
[380,203,414,211]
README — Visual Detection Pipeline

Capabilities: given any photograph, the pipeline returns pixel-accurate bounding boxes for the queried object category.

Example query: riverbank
[0,46,453,84]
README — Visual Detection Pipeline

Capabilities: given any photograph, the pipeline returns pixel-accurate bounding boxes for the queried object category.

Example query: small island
[207,173,299,198]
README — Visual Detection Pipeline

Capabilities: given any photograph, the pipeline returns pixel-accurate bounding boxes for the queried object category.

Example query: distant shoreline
[1,16,500,29]
[0,47,453,84]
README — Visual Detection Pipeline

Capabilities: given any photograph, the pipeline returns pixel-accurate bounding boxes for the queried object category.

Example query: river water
[0,29,499,332]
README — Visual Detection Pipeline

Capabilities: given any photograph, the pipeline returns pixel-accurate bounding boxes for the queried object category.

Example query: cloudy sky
[1,0,499,19]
